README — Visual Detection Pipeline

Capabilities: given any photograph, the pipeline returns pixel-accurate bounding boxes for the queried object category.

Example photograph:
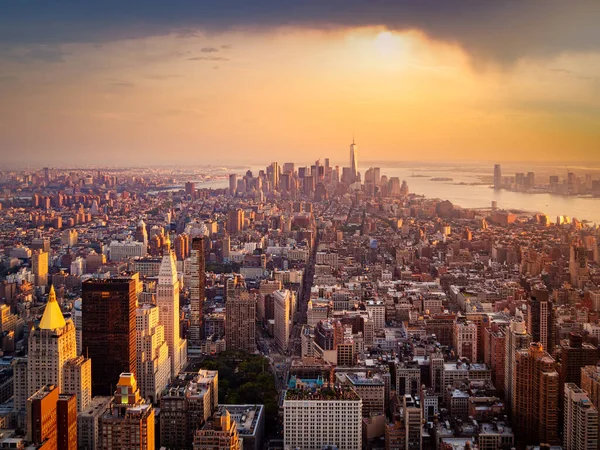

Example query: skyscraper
[136,303,171,402]
[229,173,237,195]
[82,276,137,396]
[528,285,554,353]
[563,383,598,450]
[157,251,186,376]
[350,137,359,183]
[28,286,80,399]
[225,291,256,353]
[188,237,206,347]
[513,342,560,445]
[494,164,502,190]
[274,290,292,353]
[558,333,598,394]
[503,319,533,412]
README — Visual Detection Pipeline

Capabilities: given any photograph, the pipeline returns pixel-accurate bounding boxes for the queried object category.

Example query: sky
[0,1,599,167]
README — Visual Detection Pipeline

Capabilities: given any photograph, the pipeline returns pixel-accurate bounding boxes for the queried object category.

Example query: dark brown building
[558,333,598,386]
[57,394,77,450]
[82,276,137,396]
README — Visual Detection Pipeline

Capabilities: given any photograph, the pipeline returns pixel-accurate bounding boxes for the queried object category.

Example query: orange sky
[1,27,599,166]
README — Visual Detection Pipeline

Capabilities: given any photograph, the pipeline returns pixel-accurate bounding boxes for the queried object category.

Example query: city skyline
[1,2,600,165]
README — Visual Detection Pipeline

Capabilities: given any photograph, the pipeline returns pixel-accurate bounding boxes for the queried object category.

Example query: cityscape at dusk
[1,2,600,450]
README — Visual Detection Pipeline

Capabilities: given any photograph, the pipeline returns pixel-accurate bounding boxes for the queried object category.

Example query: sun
[374,31,401,56]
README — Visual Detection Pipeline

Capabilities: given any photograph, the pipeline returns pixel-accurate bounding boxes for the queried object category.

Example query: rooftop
[285,386,360,401]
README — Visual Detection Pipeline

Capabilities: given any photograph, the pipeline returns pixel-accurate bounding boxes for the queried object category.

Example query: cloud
[105,78,135,88]
[221,44,232,50]
[188,56,229,61]
[200,47,219,53]
[550,68,600,83]
[0,1,599,63]
[2,46,70,64]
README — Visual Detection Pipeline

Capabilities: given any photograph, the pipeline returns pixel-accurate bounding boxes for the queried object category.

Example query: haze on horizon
[1,1,599,167]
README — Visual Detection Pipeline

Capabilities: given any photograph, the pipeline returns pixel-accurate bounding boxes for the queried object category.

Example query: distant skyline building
[350,136,359,183]
[494,164,502,190]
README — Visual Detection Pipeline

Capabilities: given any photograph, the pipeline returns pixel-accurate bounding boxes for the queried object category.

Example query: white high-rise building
[27,285,77,397]
[274,290,292,353]
[563,383,598,450]
[136,303,171,402]
[284,386,362,450]
[63,355,92,413]
[157,251,187,377]
[504,319,532,412]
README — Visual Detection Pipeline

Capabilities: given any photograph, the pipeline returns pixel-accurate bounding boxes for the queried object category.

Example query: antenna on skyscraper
[352,132,355,145]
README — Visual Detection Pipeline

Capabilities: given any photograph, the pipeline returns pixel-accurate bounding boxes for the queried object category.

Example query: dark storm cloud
[1,1,599,62]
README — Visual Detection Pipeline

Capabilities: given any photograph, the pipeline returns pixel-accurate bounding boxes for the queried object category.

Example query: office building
[99,373,154,450]
[274,290,292,353]
[32,250,49,288]
[82,276,137,396]
[512,342,560,445]
[563,383,598,450]
[225,292,256,353]
[193,409,242,450]
[188,237,206,347]
[136,304,171,402]
[284,385,362,450]
[160,370,219,449]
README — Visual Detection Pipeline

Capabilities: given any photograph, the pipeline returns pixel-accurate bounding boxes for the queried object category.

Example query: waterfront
[382,166,600,224]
